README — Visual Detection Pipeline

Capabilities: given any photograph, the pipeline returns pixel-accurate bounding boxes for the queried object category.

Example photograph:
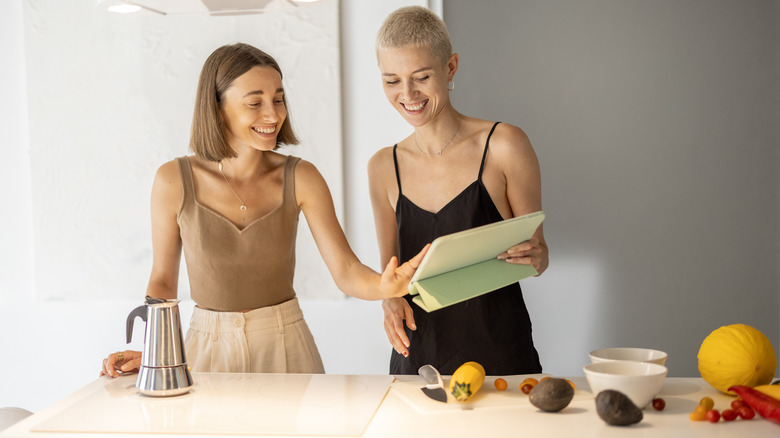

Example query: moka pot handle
[126,305,147,344]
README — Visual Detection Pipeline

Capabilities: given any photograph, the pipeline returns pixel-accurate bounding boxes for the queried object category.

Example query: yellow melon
[697,324,777,395]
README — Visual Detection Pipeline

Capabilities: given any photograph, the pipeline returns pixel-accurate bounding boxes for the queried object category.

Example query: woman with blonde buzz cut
[369,6,548,375]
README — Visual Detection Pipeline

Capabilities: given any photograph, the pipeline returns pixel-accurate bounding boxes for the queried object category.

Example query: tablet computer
[408,211,545,292]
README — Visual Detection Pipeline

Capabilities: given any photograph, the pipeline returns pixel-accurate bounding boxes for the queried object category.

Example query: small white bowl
[583,361,668,409]
[589,347,668,366]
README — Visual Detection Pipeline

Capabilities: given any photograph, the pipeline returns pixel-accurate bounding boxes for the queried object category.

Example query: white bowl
[589,347,667,366]
[583,361,668,409]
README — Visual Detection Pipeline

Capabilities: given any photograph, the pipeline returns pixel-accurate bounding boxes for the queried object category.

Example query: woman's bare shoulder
[155,157,182,178]
[292,158,328,192]
[150,158,187,213]
[368,145,396,174]
[486,122,536,161]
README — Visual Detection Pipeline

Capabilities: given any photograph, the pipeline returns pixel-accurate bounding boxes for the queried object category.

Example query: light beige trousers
[184,297,325,373]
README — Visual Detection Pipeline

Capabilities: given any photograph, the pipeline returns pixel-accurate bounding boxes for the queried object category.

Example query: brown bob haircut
[190,43,299,162]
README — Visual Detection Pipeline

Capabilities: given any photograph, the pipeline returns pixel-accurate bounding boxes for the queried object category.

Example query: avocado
[528,378,574,412]
[595,390,643,426]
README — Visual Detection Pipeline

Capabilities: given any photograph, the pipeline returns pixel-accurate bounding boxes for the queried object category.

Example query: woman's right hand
[100,350,142,378]
[382,297,416,358]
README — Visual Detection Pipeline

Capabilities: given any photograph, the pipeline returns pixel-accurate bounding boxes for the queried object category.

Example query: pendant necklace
[218,161,257,211]
[414,117,462,157]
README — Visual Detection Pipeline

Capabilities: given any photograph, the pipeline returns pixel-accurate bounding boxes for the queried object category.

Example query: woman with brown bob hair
[191,43,298,160]
[101,43,427,376]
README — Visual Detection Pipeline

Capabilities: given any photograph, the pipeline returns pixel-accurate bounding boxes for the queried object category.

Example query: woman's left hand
[100,350,142,378]
[497,237,543,271]
[379,244,430,298]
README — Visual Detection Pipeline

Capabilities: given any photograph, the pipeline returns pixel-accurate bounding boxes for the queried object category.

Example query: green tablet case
[408,211,545,312]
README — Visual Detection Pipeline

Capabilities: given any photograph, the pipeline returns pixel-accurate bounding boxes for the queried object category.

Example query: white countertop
[2,373,777,437]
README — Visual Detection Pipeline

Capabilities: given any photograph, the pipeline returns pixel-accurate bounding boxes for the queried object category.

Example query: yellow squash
[449,361,485,402]
[754,384,780,400]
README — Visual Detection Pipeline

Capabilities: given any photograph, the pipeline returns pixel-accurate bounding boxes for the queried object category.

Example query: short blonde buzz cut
[376,6,453,66]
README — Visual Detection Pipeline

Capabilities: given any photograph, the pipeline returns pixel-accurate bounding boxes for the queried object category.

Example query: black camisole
[389,122,542,375]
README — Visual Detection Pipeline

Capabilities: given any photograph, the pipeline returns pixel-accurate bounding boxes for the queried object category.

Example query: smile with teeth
[253,126,276,134]
[402,100,428,112]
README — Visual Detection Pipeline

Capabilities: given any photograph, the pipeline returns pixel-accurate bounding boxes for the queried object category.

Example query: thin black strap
[392,144,403,195]
[478,122,501,181]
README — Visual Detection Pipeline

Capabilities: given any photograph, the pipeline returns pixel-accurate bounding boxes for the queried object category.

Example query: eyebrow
[382,67,433,77]
[243,88,284,97]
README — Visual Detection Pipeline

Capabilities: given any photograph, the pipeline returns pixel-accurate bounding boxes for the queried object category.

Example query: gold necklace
[414,118,462,157]
[218,161,257,211]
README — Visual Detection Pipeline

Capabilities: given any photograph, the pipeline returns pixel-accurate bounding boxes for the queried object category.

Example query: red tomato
[721,409,738,421]
[737,406,755,420]
[706,409,721,423]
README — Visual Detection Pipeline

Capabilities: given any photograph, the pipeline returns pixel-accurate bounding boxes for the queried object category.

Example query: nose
[401,80,417,101]
[261,101,282,123]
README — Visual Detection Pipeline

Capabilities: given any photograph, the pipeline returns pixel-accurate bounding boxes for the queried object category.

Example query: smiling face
[378,45,458,128]
[219,66,287,153]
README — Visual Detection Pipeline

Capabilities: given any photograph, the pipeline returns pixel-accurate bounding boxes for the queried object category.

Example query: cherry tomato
[494,378,508,391]
[689,410,707,421]
[731,399,746,410]
[699,397,715,410]
[652,398,665,411]
[521,383,534,394]
[721,409,738,421]
[521,377,539,387]
[693,405,708,414]
[738,406,755,420]
[706,409,721,423]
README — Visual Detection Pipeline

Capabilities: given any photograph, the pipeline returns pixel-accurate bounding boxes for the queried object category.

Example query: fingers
[385,317,409,357]
[394,243,431,281]
[382,298,416,357]
[498,238,537,256]
[101,353,118,378]
[403,300,417,331]
[408,243,430,269]
[380,256,399,282]
[100,351,142,378]
[122,357,142,374]
[497,238,541,269]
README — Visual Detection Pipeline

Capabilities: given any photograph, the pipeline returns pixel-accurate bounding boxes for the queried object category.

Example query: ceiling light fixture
[97,0,142,13]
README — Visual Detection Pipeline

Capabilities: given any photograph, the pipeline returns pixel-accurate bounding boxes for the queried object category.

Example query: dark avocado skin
[595,390,643,426]
[528,378,575,412]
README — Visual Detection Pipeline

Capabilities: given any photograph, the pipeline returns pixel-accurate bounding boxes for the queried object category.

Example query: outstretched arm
[295,159,426,300]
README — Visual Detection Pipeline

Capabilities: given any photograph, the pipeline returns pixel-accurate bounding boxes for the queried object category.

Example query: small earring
[448,80,455,92]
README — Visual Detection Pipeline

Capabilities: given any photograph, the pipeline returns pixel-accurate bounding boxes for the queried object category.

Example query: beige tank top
[176,155,300,311]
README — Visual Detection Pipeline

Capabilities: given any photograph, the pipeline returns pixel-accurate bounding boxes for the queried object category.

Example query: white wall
[4,0,776,416]
[0,0,426,414]
[444,0,780,378]
[23,0,342,302]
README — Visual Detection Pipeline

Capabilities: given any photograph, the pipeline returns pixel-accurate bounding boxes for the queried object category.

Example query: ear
[446,53,459,81]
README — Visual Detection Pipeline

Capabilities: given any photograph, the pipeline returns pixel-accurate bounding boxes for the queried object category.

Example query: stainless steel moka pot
[126,296,193,396]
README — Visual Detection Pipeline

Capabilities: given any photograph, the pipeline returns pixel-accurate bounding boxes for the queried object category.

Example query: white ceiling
[125,0,286,15]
